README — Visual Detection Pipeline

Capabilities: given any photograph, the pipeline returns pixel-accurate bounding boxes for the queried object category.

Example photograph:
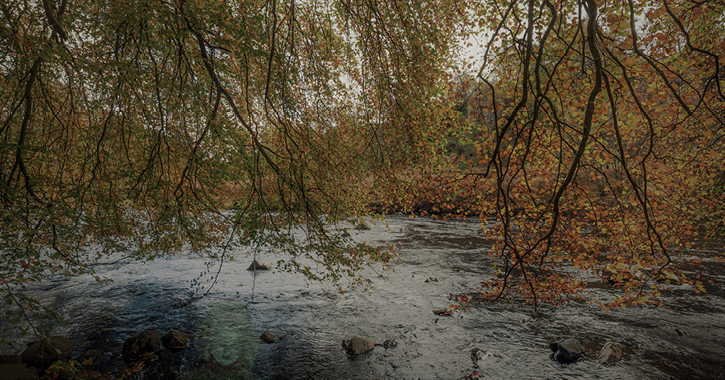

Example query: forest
[1,0,723,346]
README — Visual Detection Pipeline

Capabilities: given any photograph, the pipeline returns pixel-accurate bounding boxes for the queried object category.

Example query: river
[1,215,724,379]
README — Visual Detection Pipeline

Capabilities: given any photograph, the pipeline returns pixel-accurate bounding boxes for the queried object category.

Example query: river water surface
[1,216,724,379]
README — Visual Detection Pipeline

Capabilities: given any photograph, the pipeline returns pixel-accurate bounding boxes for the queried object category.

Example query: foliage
[0,0,464,334]
[0,0,723,338]
[442,0,725,310]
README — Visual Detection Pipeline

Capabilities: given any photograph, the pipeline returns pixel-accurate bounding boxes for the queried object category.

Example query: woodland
[0,0,724,340]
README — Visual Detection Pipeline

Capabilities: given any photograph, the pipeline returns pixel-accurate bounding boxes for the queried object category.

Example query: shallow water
[1,215,724,379]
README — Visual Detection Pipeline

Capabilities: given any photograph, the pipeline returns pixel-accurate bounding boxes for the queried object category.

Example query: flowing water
[1,216,724,379]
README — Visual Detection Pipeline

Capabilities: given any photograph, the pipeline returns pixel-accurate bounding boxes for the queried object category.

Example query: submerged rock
[342,336,374,356]
[598,341,624,365]
[550,338,585,364]
[247,259,273,271]
[433,308,451,316]
[162,331,193,351]
[470,348,497,364]
[21,336,74,369]
[122,330,161,363]
[471,348,485,363]
[260,331,276,343]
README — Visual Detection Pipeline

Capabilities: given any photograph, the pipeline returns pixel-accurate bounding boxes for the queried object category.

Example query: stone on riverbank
[342,336,374,356]
[247,259,273,271]
[550,338,585,364]
[122,330,161,363]
[598,341,624,365]
[21,336,74,369]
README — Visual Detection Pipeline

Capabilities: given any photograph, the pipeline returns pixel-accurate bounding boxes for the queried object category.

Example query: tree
[443,0,725,310]
[0,0,466,336]
[1,0,723,338]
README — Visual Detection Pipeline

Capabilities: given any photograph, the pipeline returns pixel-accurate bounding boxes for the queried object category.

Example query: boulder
[550,338,585,364]
[342,336,374,356]
[598,341,624,365]
[21,336,74,369]
[0,363,39,380]
[122,330,161,363]
[260,331,276,343]
[247,259,273,271]
[162,331,193,351]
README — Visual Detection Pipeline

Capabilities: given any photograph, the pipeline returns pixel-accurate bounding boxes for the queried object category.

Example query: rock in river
[598,341,624,365]
[342,336,374,356]
[21,335,74,369]
[247,259,273,271]
[260,331,276,343]
[550,338,585,364]
[162,331,193,351]
[433,308,451,316]
[471,348,485,363]
[122,330,161,363]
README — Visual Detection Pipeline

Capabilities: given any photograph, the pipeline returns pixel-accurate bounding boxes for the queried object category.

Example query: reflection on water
[0,216,724,379]
[189,300,258,378]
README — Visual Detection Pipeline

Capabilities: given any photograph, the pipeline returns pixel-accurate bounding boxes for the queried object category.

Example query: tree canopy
[1,0,723,334]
